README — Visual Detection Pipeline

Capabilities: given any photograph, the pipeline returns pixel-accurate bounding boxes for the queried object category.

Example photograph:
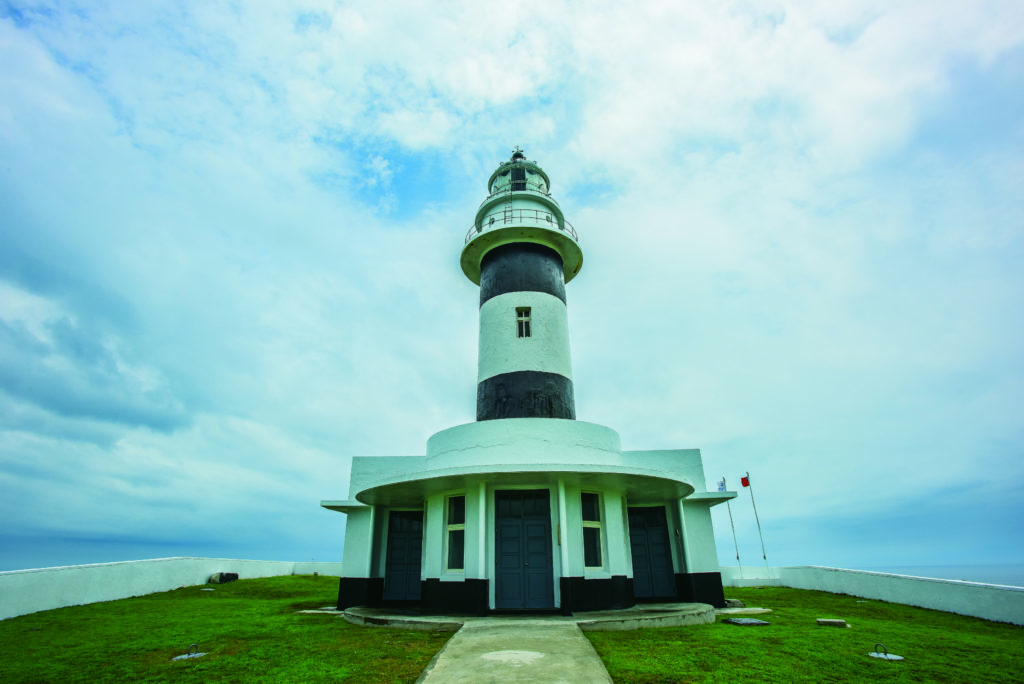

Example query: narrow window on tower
[516,307,532,338]
[511,167,526,191]
[446,495,466,571]
[581,492,603,568]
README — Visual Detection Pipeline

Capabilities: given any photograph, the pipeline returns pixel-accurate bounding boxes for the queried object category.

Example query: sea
[855,564,1024,588]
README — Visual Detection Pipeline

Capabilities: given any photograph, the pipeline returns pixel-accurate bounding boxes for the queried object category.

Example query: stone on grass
[208,572,239,584]
[724,599,746,608]
[817,618,848,627]
[868,644,904,661]
[722,617,770,626]
[172,644,207,661]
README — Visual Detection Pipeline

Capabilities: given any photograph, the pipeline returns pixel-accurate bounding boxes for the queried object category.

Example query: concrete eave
[684,491,738,507]
[320,500,368,514]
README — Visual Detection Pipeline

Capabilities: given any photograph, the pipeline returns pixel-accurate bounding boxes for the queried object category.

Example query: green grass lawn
[586,586,1024,683]
[0,575,450,683]
[1,579,1021,683]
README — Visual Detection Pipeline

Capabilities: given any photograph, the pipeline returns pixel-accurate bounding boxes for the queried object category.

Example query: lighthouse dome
[487,151,551,195]
[462,150,582,286]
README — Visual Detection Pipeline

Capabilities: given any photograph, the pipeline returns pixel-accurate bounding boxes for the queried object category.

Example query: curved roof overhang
[352,465,696,508]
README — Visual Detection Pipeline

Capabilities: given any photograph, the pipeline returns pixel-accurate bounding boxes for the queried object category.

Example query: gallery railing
[465,208,578,244]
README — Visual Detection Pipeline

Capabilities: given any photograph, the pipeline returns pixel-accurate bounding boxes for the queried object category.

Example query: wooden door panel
[628,506,675,599]
[383,511,423,601]
[495,490,554,609]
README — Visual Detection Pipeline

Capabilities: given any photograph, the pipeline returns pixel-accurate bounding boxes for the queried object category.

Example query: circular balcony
[465,208,578,245]
[461,212,583,285]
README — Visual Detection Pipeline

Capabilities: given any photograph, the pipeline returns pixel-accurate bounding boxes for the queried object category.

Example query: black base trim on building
[477,370,575,420]
[479,242,566,306]
[336,577,384,610]
[379,599,421,609]
[674,572,726,608]
[559,576,634,615]
[634,593,679,604]
[420,578,490,616]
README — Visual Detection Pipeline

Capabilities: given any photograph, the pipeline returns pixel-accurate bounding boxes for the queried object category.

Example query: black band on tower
[479,242,566,307]
[477,371,576,421]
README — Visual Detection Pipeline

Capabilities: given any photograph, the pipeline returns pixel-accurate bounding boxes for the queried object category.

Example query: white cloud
[0,0,1021,570]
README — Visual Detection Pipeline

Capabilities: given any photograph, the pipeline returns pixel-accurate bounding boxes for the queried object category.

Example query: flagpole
[723,477,743,579]
[745,471,771,576]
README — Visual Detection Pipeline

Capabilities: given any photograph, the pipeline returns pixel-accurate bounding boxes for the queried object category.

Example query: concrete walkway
[298,603,771,682]
[415,619,612,684]
[340,601,718,631]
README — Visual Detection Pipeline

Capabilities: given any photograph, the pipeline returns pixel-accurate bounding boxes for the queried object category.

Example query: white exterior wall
[557,481,569,573]
[561,482,585,577]
[613,494,634,578]
[465,485,485,579]
[509,196,549,212]
[425,420,621,472]
[559,489,719,581]
[341,506,375,578]
[422,488,485,582]
[396,479,642,602]
[680,501,719,573]
[422,494,445,579]
[0,558,344,621]
[663,503,686,573]
[331,423,733,609]
[603,491,631,578]
[371,509,390,578]
[473,481,487,579]
[479,188,555,219]
[477,191,563,233]
[478,292,572,382]
[560,484,633,579]
[720,566,1024,625]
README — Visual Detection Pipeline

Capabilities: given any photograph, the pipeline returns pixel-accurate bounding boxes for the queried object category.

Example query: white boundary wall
[6,560,1020,625]
[0,557,343,621]
[720,565,1024,625]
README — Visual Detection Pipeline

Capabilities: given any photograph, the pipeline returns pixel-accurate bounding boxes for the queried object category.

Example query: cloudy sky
[1,0,1022,575]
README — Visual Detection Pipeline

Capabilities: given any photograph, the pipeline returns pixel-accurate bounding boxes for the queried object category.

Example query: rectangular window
[511,167,526,191]
[516,307,532,338]
[446,495,466,571]
[581,492,603,568]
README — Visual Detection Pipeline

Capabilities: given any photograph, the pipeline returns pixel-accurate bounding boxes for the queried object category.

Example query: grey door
[383,510,423,601]
[495,490,554,609]
[628,506,676,599]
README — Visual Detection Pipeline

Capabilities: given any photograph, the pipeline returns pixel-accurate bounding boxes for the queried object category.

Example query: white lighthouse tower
[464,147,581,422]
[323,151,735,615]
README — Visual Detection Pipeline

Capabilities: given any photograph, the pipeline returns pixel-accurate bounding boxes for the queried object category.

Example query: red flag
[741,475,750,487]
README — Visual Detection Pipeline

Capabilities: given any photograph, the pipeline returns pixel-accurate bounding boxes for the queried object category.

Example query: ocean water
[857,564,1024,588]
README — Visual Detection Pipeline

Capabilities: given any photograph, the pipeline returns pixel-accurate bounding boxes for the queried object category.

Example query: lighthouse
[323,151,736,615]
[463,148,582,421]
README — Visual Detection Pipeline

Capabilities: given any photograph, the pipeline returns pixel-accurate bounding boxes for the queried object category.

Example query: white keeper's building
[322,151,736,614]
